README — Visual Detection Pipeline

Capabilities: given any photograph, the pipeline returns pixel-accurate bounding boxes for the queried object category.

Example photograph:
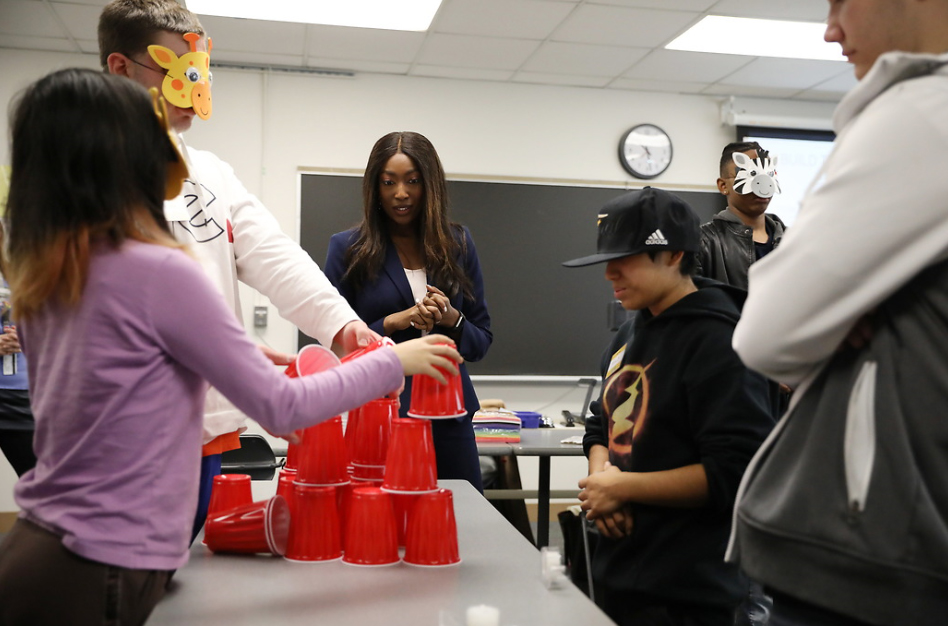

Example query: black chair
[220,434,280,480]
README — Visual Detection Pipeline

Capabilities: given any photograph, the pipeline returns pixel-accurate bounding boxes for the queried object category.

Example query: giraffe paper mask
[732,152,780,199]
[147,32,213,120]
[150,87,189,200]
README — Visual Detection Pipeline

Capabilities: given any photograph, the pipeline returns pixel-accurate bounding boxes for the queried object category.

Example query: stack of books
[472,409,522,444]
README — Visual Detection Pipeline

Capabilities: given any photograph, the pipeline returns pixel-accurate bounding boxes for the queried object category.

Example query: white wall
[0,47,836,513]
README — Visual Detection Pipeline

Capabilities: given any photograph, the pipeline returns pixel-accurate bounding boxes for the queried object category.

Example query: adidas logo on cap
[645,229,668,246]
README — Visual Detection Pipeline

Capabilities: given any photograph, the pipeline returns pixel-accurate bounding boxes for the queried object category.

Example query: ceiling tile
[521,41,649,76]
[0,0,863,98]
[49,2,101,42]
[410,65,514,81]
[717,57,849,90]
[199,16,305,56]
[808,68,858,93]
[210,50,306,68]
[417,33,540,70]
[76,38,100,55]
[711,0,828,22]
[0,33,77,52]
[608,77,708,94]
[623,49,752,83]
[792,90,846,103]
[433,0,574,39]
[702,83,801,99]
[0,1,66,38]
[593,0,716,10]
[307,57,410,75]
[551,4,700,48]
[512,71,612,88]
[306,25,425,64]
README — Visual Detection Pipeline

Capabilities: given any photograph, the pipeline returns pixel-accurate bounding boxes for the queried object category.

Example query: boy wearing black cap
[565,187,775,626]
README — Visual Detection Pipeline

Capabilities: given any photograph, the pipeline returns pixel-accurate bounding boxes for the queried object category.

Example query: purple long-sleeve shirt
[15,241,402,570]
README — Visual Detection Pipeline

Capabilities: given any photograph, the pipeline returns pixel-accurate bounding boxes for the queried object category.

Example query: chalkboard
[299,174,722,376]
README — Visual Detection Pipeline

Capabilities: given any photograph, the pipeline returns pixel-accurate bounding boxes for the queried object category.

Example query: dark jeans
[734,582,773,626]
[768,591,874,626]
[600,587,734,626]
[0,389,36,477]
[0,428,36,477]
[0,519,171,626]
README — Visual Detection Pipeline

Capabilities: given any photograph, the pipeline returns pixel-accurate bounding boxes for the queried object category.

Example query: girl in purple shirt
[0,68,461,626]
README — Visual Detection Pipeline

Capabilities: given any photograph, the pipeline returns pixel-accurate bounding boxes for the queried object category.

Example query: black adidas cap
[562,186,700,267]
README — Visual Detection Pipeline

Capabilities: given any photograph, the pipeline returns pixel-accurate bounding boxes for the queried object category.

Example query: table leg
[485,455,534,544]
[537,455,550,548]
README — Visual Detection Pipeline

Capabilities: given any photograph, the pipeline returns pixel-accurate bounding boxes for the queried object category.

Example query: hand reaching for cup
[391,335,462,383]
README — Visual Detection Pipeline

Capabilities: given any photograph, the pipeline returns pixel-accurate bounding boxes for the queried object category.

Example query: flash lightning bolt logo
[611,369,646,437]
[603,361,654,459]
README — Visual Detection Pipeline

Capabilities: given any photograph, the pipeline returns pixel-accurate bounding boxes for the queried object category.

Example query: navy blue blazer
[324,226,492,487]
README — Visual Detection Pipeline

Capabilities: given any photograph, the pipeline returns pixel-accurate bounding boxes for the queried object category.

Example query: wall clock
[618,124,673,179]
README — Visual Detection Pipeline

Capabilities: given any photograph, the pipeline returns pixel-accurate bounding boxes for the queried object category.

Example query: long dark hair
[344,131,473,300]
[5,67,181,319]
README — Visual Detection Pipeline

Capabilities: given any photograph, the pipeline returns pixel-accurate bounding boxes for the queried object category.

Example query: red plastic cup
[296,416,350,487]
[334,481,355,545]
[344,406,362,452]
[351,475,383,486]
[342,487,399,566]
[390,493,420,547]
[205,495,290,556]
[284,484,342,562]
[407,367,465,419]
[284,438,301,471]
[382,418,438,494]
[207,474,253,518]
[351,465,386,481]
[276,469,298,516]
[341,338,400,399]
[350,398,396,467]
[404,489,460,567]
[285,343,340,385]
[295,344,342,376]
[340,337,395,363]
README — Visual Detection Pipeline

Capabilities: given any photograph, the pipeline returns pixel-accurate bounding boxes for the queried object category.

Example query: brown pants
[0,519,171,626]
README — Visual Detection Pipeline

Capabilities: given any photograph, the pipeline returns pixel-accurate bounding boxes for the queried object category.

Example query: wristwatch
[454,312,466,329]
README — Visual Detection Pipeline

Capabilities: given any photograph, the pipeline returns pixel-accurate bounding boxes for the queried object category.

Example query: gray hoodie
[727,51,948,626]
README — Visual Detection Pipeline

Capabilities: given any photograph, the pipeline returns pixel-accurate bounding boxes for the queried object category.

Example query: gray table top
[148,480,612,626]
[477,427,586,457]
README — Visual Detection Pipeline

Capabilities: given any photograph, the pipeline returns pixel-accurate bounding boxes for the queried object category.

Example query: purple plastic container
[513,411,541,429]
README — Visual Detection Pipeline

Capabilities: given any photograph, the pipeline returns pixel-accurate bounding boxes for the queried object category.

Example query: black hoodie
[583,278,775,610]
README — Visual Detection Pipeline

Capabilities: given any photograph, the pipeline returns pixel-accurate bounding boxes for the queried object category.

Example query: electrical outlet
[253,306,268,328]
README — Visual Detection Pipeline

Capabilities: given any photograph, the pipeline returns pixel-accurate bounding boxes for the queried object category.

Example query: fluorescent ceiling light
[186,0,443,31]
[667,16,845,62]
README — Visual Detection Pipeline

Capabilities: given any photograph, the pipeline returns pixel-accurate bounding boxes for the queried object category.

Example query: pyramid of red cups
[203,339,462,567]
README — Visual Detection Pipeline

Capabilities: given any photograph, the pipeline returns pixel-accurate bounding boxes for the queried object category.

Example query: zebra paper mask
[147,32,213,120]
[732,152,780,199]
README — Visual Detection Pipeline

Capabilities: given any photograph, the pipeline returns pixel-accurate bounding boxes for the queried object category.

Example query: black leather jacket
[697,209,786,290]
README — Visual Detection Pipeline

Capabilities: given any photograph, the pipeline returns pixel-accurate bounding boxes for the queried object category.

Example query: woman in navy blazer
[324,131,492,491]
